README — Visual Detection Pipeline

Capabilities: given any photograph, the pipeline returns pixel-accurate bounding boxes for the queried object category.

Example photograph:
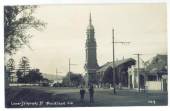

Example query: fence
[146,81,162,91]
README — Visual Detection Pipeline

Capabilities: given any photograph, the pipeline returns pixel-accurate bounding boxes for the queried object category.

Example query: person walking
[80,86,86,102]
[89,84,94,103]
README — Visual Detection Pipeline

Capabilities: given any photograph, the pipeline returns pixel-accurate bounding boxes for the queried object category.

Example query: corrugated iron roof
[97,58,136,72]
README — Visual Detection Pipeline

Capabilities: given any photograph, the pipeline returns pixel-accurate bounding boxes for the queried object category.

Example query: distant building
[96,58,136,88]
[128,54,168,91]
[128,67,146,89]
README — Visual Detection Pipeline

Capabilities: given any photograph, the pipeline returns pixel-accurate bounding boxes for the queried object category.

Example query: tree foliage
[16,70,23,83]
[17,68,44,83]
[145,55,167,79]
[146,55,167,72]
[18,56,30,76]
[25,69,43,83]
[16,56,45,83]
[6,58,15,77]
[62,72,83,87]
[4,6,46,55]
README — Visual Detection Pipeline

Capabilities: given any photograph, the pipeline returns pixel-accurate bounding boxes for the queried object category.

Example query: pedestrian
[80,86,86,102]
[89,84,94,103]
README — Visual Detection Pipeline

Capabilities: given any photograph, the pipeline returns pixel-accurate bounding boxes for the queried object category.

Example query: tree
[62,72,83,87]
[4,6,46,55]
[18,56,30,77]
[145,55,167,80]
[17,68,44,83]
[16,70,23,83]
[71,74,83,86]
[6,58,15,78]
[22,69,43,83]
[146,55,167,71]
[4,6,46,86]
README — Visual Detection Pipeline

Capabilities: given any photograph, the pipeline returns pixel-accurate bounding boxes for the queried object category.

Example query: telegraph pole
[56,68,62,82]
[112,28,130,95]
[112,29,116,94]
[133,53,143,92]
[68,58,77,86]
[69,59,71,86]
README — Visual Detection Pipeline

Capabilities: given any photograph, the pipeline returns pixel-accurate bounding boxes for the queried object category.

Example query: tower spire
[89,12,92,25]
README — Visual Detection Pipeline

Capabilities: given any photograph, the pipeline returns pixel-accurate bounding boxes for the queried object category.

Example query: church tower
[84,13,98,85]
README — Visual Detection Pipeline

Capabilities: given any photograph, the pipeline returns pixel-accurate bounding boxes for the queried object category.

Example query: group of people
[80,84,94,103]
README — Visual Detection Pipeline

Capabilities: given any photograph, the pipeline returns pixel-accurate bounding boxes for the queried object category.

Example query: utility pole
[112,28,130,95]
[56,68,62,82]
[69,59,71,86]
[68,58,77,86]
[133,53,143,92]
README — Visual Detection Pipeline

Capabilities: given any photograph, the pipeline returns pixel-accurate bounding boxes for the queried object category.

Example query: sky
[11,3,167,76]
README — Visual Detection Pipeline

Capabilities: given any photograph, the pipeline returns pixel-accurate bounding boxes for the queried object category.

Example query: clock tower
[84,13,99,85]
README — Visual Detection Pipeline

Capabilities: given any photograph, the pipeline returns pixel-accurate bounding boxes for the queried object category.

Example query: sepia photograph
[4,3,167,108]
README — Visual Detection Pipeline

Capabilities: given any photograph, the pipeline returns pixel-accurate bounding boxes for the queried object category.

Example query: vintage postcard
[4,3,167,108]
